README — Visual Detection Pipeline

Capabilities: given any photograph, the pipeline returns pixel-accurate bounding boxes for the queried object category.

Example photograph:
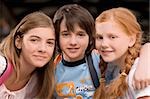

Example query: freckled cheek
[47,47,55,57]
[22,43,36,52]
[25,42,38,49]
[95,42,98,49]
[29,46,39,52]
[95,41,101,50]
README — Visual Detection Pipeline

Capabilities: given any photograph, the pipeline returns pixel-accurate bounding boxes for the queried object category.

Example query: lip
[67,48,79,52]
[68,47,79,49]
[100,50,113,55]
[33,55,47,59]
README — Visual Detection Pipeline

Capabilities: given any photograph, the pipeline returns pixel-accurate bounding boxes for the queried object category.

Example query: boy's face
[59,19,89,62]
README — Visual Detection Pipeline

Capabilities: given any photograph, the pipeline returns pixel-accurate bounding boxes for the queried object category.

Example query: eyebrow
[60,30,68,33]
[77,30,86,33]
[30,35,55,40]
[95,33,102,36]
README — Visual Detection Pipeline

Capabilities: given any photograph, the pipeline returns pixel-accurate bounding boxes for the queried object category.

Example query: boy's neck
[62,56,86,67]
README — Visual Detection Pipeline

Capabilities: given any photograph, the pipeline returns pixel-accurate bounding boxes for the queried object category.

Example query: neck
[19,56,35,80]
[62,52,85,62]
[111,53,127,70]
[62,56,86,67]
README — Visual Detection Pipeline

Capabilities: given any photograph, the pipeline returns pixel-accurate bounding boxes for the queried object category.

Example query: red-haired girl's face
[95,20,135,65]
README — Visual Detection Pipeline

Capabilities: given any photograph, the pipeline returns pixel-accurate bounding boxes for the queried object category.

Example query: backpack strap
[86,53,100,88]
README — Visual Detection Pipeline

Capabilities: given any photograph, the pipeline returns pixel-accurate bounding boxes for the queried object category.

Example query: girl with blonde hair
[0,11,55,99]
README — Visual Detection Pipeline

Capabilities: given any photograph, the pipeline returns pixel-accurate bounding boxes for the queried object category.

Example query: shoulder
[54,54,62,68]
[91,49,100,60]
[91,49,101,77]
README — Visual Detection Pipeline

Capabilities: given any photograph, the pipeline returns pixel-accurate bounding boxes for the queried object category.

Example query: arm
[0,55,7,76]
[133,43,150,89]
[0,54,13,85]
[138,96,150,99]
[0,55,7,85]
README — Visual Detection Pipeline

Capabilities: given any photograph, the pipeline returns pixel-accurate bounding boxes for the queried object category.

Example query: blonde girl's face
[15,27,55,68]
[95,21,135,64]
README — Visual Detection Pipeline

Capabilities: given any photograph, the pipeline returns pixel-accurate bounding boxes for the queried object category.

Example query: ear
[128,35,136,47]
[15,36,22,49]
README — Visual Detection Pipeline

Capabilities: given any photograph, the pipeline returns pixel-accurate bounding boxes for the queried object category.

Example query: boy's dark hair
[53,4,95,55]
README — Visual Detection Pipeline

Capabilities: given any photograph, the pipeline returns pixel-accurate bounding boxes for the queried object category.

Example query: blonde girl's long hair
[0,11,55,98]
[94,7,142,99]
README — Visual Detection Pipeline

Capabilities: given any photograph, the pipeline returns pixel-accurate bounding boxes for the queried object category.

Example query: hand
[138,96,150,99]
[133,68,150,90]
[133,43,150,90]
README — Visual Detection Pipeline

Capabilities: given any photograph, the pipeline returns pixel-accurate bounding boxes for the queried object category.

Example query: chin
[102,58,114,63]
[68,55,81,61]
[34,62,47,68]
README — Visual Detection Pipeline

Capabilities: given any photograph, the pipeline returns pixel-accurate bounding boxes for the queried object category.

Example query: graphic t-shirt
[55,51,100,99]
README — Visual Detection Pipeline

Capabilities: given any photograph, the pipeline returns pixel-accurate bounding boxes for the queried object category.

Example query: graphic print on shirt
[56,81,76,97]
[56,80,94,98]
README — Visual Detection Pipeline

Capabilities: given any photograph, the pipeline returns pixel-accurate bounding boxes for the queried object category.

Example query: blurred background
[0,0,149,43]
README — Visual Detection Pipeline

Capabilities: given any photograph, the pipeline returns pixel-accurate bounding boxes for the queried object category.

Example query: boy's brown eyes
[60,31,69,36]
[30,39,38,42]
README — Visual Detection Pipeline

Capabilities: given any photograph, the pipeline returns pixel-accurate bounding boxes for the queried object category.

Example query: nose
[101,38,109,49]
[38,42,47,52]
[70,35,77,46]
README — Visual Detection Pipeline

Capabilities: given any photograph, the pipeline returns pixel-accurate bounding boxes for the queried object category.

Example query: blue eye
[111,36,115,39]
[110,35,118,39]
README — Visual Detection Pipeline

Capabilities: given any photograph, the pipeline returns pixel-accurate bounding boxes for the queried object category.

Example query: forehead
[95,21,125,35]
[60,18,67,29]
[60,19,85,32]
[24,27,55,39]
